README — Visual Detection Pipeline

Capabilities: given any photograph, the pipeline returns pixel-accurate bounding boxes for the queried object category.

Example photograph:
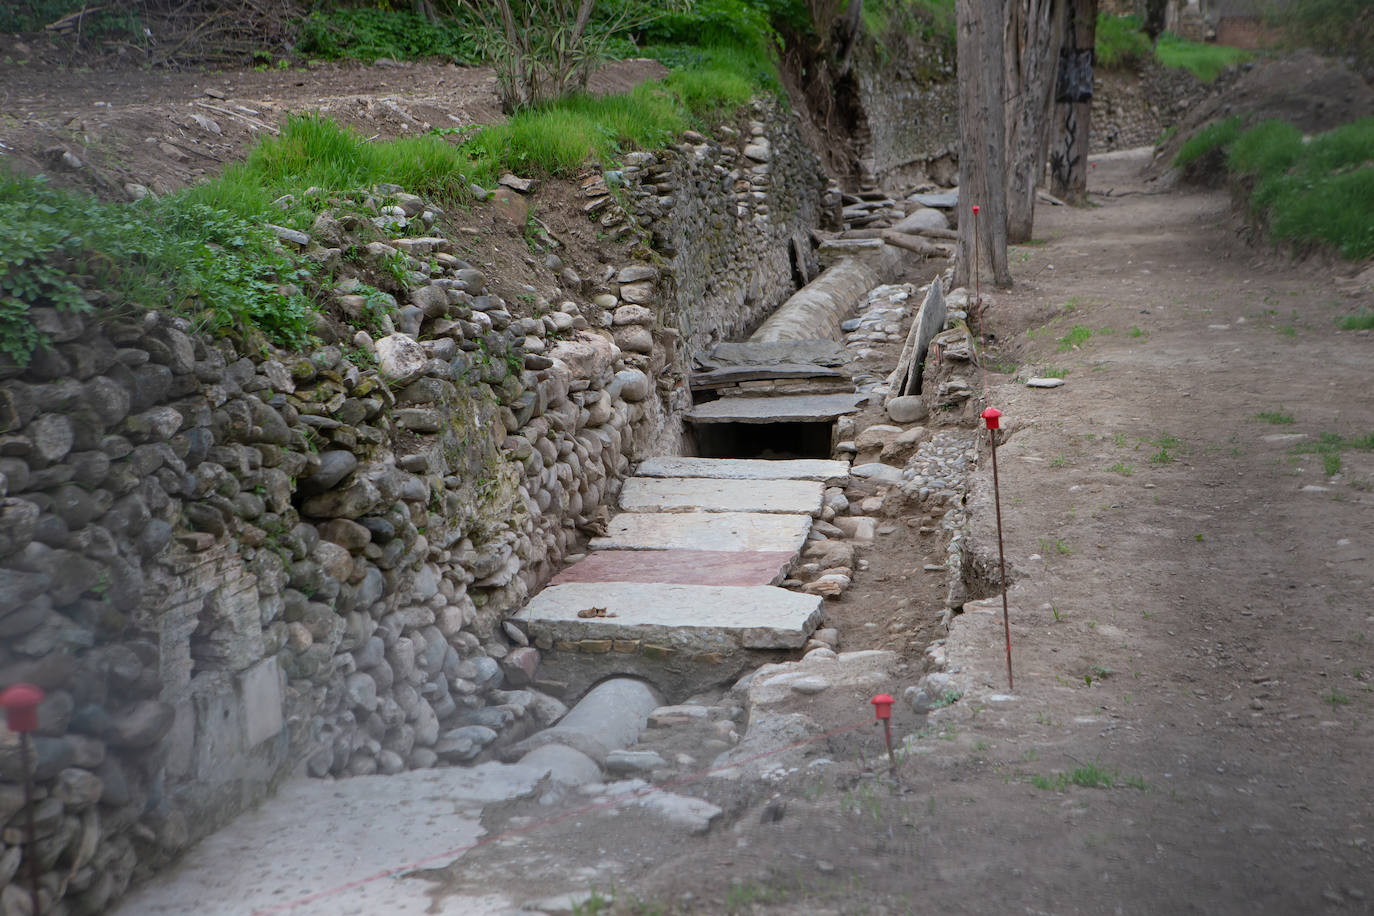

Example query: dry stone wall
[0,95,832,912]
[614,100,827,362]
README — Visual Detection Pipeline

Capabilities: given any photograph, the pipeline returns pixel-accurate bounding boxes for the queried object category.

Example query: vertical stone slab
[238,657,284,749]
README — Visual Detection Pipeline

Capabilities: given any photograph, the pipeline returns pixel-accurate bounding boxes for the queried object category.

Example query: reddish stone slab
[550,549,795,588]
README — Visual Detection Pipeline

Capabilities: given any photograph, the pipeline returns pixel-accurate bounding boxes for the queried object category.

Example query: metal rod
[884,720,896,772]
[988,427,1014,690]
[22,731,40,915]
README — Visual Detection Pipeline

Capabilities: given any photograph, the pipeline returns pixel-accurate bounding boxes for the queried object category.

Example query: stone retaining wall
[0,106,829,912]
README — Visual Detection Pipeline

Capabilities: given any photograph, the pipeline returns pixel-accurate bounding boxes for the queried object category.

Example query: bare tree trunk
[955,0,1012,289]
[1004,0,1063,243]
[1049,0,1096,204]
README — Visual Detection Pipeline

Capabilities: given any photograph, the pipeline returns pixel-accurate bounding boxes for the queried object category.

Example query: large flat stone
[551,549,795,587]
[619,477,824,515]
[687,393,865,424]
[635,456,850,482]
[512,582,824,650]
[589,511,813,554]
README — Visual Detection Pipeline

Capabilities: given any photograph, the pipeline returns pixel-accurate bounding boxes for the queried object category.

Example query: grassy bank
[1096,14,1252,82]
[1175,116,1374,260]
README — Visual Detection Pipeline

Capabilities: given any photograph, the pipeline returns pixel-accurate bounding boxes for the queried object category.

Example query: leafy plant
[1338,311,1374,331]
[1256,410,1295,425]
[1056,324,1093,352]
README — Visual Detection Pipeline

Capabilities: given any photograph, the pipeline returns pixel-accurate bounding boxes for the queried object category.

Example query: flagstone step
[686,393,865,424]
[511,581,825,651]
[589,511,813,554]
[618,477,824,516]
[550,549,795,588]
[634,456,850,482]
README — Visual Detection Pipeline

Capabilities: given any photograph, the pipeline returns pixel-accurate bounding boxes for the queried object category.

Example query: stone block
[238,657,283,748]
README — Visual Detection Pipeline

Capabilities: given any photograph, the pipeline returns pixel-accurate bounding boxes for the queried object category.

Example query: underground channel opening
[688,419,834,459]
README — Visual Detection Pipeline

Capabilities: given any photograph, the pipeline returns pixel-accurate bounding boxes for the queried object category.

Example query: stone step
[618,477,824,516]
[589,511,813,553]
[636,456,850,482]
[687,392,865,425]
[511,581,824,651]
[551,549,795,588]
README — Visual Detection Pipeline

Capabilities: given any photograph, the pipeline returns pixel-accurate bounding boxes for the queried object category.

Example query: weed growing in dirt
[1039,537,1072,556]
[1039,366,1068,378]
[1293,431,1374,476]
[931,689,963,709]
[1029,761,1141,792]
[1256,410,1296,425]
[1338,311,1374,331]
[1149,433,1183,466]
[1127,326,1145,337]
[1049,455,1071,468]
[1106,462,1134,475]
[1057,324,1093,351]
[1323,688,1352,709]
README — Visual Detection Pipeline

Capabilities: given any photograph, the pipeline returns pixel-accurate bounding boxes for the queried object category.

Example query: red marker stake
[1,683,45,916]
[871,694,896,771]
[982,408,1014,690]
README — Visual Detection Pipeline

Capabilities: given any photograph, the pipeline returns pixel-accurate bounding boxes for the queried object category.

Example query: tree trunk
[1049,0,1096,204]
[955,0,1012,289]
[1004,0,1063,243]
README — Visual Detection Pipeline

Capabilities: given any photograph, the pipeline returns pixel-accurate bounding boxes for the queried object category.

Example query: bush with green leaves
[296,7,481,63]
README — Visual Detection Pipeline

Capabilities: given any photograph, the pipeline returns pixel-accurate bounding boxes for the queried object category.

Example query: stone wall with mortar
[851,35,960,188]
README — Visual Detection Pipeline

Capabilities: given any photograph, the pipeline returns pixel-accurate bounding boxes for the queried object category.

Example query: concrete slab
[589,511,813,554]
[618,477,824,515]
[551,549,796,587]
[687,393,865,424]
[111,762,545,916]
[635,456,850,482]
[511,581,824,650]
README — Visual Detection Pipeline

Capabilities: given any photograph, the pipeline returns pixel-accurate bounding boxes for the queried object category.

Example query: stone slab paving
[686,392,864,424]
[635,456,850,482]
[111,762,546,916]
[511,581,824,650]
[618,477,824,515]
[589,511,813,553]
[550,549,795,587]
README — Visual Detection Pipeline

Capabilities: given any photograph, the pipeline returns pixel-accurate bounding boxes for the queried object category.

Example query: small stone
[791,676,830,695]
[886,395,927,424]
[605,749,669,775]
[375,334,427,385]
[1026,377,1065,388]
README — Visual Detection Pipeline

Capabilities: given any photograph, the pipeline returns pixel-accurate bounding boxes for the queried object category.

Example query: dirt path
[481,149,1371,915]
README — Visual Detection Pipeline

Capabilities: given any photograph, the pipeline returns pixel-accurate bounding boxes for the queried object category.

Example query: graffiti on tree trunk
[1049,102,1079,194]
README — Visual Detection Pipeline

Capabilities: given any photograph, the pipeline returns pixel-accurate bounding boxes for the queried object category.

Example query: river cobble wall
[0,103,828,914]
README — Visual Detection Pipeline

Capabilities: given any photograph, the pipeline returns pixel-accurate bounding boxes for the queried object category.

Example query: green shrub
[296,7,479,63]
[1174,116,1245,170]
[1096,13,1153,69]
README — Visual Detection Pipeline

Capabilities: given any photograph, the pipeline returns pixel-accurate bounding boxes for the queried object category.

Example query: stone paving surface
[686,392,864,424]
[635,456,849,481]
[618,476,824,515]
[589,510,814,553]
[511,581,825,650]
[111,763,545,916]
[550,549,795,587]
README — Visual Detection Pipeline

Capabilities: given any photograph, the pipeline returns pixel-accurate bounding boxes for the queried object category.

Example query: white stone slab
[619,477,824,515]
[589,511,813,554]
[512,581,824,650]
[687,393,864,424]
[111,762,545,916]
[636,456,850,482]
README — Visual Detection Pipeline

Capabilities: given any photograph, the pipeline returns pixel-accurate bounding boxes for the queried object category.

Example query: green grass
[1339,312,1374,330]
[1030,762,1135,792]
[1106,462,1134,476]
[0,169,314,367]
[1154,32,1252,82]
[1174,116,1245,170]
[1183,115,1374,260]
[1256,410,1295,425]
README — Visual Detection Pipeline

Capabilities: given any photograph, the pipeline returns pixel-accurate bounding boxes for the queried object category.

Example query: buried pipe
[749,247,905,343]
